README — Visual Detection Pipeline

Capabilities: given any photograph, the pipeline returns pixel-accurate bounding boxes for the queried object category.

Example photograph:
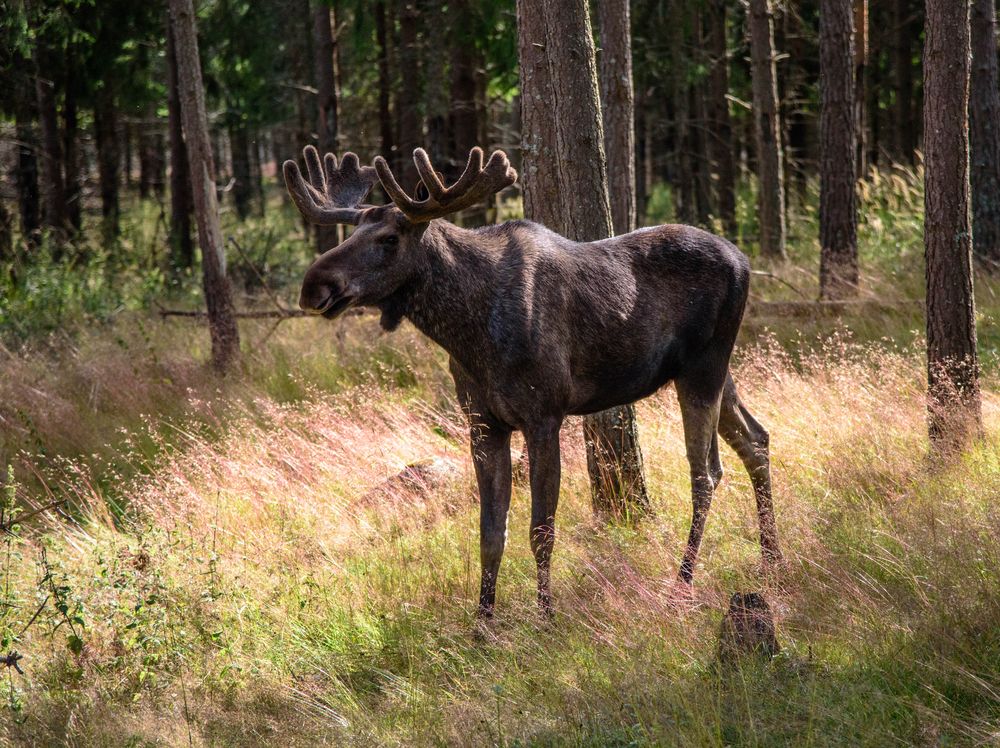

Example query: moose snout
[298,271,341,314]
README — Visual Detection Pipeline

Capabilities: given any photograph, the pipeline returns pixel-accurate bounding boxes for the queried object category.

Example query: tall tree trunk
[449,0,486,224]
[94,87,121,240]
[396,0,423,190]
[598,0,636,236]
[14,82,40,247]
[706,0,737,235]
[166,18,194,269]
[894,0,917,164]
[748,0,787,258]
[168,0,241,373]
[229,125,253,221]
[853,0,868,177]
[969,0,1000,266]
[819,0,859,300]
[313,1,341,251]
[519,0,650,519]
[35,70,69,244]
[63,60,82,232]
[375,1,395,163]
[924,0,980,448]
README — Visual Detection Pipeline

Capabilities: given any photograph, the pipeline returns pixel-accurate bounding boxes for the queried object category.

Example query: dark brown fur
[287,147,783,618]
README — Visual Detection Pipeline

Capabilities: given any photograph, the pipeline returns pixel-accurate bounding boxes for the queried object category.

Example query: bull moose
[284,144,782,618]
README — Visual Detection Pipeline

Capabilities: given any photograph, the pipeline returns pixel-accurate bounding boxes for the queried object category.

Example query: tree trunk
[94,87,121,240]
[706,0,737,236]
[35,70,69,244]
[853,0,868,177]
[375,1,395,164]
[598,0,636,236]
[229,125,253,221]
[894,0,917,164]
[748,0,786,258]
[518,0,650,519]
[166,18,194,269]
[396,0,423,190]
[449,0,486,224]
[0,191,11,262]
[969,0,1000,266]
[14,84,40,247]
[313,1,341,251]
[168,0,242,373]
[924,0,980,448]
[63,60,82,233]
[819,0,859,300]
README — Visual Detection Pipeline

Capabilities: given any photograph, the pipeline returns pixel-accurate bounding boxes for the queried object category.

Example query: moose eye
[380,235,399,248]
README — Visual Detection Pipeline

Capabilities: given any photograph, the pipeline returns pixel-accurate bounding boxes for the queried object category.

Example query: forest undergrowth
[2,171,1000,745]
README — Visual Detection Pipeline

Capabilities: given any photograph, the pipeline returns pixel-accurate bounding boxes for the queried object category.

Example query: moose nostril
[299,281,341,313]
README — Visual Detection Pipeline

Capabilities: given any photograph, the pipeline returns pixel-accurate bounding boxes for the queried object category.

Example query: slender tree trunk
[313,1,341,251]
[819,0,859,300]
[707,0,737,235]
[396,0,423,190]
[375,1,395,163]
[229,124,253,221]
[894,0,916,163]
[14,89,40,246]
[969,0,1000,266]
[853,0,868,177]
[519,0,650,519]
[598,0,636,236]
[168,0,241,372]
[449,0,486,224]
[748,0,786,258]
[94,88,121,239]
[166,18,194,269]
[36,70,69,243]
[924,0,980,448]
[63,60,82,232]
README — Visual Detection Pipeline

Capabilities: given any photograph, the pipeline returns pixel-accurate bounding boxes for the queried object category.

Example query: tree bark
[819,0,859,299]
[168,0,242,373]
[894,0,917,163]
[375,1,395,164]
[853,0,868,177]
[449,0,486,224]
[748,0,787,258]
[35,70,69,243]
[598,0,636,236]
[924,0,980,448]
[14,83,40,247]
[313,1,341,251]
[969,0,1000,266]
[94,87,121,239]
[63,59,82,232]
[518,0,650,518]
[706,0,737,236]
[166,18,194,269]
[229,125,253,221]
[396,0,423,190]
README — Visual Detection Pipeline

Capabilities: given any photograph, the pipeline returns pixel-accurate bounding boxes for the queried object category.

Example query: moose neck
[390,220,500,372]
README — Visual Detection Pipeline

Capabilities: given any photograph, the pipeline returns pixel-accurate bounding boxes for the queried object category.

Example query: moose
[284,144,782,618]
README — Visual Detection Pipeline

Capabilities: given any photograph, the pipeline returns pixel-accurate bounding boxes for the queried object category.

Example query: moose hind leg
[676,380,723,585]
[718,374,782,565]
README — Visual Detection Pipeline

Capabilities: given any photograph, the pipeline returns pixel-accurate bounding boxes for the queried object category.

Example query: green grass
[1,172,1000,746]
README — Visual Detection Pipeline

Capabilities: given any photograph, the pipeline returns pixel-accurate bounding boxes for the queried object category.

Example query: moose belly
[566,342,681,416]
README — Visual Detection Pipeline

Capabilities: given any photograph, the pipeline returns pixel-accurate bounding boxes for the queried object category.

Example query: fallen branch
[749,269,809,300]
[157,306,311,320]
[747,298,923,318]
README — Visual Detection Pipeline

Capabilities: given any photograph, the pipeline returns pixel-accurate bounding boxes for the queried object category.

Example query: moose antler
[374,147,517,223]
[283,145,379,225]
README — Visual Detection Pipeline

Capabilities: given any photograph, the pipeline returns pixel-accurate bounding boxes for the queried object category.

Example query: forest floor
[2,174,1000,746]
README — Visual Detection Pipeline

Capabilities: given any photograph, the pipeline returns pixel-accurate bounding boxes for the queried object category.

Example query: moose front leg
[524,418,562,615]
[676,381,723,585]
[469,418,513,619]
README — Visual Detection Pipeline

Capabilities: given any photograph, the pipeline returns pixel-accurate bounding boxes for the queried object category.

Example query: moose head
[283,145,517,320]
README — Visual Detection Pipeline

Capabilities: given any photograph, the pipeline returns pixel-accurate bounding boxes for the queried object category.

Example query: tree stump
[717,592,780,663]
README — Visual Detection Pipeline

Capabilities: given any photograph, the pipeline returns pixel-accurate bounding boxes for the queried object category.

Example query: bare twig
[227,236,289,314]
[0,652,23,675]
[1,498,66,533]
[750,269,809,300]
